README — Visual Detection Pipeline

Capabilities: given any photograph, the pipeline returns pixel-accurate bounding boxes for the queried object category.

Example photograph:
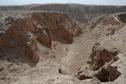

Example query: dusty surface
[0,5,126,84]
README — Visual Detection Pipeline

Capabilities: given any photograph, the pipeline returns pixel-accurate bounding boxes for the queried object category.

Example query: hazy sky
[0,0,126,6]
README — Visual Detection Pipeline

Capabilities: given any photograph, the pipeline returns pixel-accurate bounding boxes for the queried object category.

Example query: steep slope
[0,12,81,63]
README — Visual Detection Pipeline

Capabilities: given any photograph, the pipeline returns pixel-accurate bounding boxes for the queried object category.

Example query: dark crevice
[78,75,92,80]
[94,66,121,82]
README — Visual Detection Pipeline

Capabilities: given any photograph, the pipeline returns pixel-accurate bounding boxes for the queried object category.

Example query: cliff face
[31,12,81,43]
[0,12,81,63]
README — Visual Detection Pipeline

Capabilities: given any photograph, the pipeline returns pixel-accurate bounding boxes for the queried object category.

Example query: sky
[0,0,126,6]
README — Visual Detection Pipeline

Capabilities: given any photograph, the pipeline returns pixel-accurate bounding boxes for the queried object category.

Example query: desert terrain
[0,4,126,84]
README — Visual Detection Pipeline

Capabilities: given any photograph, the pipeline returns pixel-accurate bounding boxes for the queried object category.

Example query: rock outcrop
[0,18,40,63]
[76,42,121,82]
[0,12,81,63]
[32,12,81,43]
[89,43,119,70]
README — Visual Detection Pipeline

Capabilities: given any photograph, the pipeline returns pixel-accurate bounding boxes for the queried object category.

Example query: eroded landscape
[0,4,126,84]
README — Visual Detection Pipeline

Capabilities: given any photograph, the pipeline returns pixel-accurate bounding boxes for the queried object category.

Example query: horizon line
[0,3,126,6]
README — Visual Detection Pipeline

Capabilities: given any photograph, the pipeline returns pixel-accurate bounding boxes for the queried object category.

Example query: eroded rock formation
[32,12,81,43]
[77,42,121,82]
[0,12,81,63]
[89,43,119,70]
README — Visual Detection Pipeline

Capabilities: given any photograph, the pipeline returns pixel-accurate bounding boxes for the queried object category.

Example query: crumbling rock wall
[89,43,119,70]
[0,18,40,63]
[0,12,81,63]
[76,43,121,82]
[31,12,81,43]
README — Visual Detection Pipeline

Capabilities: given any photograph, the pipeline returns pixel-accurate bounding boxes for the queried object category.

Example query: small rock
[0,67,4,72]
